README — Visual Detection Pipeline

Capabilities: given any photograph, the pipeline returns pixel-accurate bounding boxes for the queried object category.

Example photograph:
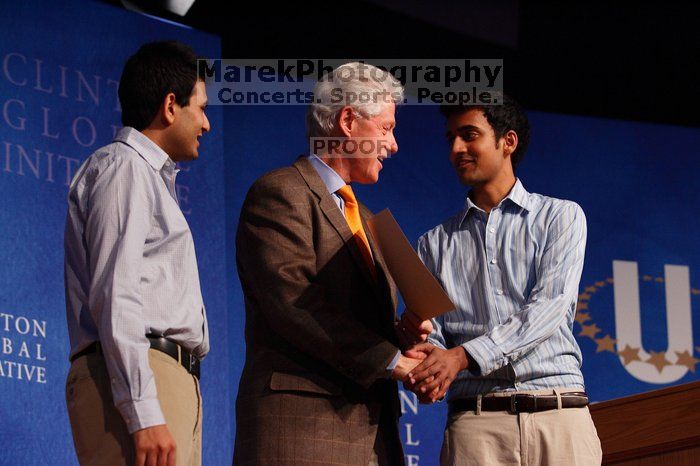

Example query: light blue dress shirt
[418,179,586,399]
[65,127,209,432]
[307,154,347,211]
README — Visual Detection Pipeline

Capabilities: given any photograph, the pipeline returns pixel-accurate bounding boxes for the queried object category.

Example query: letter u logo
[613,260,694,383]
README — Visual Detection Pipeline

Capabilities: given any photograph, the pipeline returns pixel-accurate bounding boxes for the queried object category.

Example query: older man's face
[346,102,398,184]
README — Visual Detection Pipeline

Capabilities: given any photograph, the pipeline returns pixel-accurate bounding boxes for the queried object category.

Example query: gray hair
[306,62,404,139]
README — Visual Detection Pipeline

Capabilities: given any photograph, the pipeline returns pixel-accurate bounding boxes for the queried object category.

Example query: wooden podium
[589,381,700,465]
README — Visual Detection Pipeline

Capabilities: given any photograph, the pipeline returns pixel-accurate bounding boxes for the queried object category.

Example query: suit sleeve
[236,176,399,389]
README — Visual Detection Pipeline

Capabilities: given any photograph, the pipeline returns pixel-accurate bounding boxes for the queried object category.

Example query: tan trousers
[66,348,202,466]
[441,388,602,466]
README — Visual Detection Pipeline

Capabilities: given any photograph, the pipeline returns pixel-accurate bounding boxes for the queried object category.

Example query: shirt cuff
[426,336,446,349]
[385,350,402,378]
[117,398,166,434]
[462,335,507,377]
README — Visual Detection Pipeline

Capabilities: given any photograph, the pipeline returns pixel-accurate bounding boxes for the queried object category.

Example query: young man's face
[168,80,210,162]
[445,108,512,186]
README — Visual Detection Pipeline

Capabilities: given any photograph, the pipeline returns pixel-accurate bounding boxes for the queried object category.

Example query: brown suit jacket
[233,157,405,466]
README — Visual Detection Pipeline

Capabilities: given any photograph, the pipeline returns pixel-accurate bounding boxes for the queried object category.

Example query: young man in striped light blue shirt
[401,95,602,465]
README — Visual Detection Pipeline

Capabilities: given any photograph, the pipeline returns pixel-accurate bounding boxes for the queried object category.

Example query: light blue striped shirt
[417,179,586,398]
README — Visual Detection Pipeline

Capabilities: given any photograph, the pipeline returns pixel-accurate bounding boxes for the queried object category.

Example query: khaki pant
[441,388,602,466]
[66,348,202,466]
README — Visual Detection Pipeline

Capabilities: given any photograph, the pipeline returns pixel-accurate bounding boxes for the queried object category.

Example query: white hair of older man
[306,62,404,139]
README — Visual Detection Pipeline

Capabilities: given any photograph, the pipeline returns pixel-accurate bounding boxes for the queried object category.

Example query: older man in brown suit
[233,63,426,466]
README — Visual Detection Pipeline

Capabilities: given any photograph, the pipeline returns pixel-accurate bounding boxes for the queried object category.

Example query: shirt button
[489,227,496,233]
[496,289,504,295]
[490,258,497,264]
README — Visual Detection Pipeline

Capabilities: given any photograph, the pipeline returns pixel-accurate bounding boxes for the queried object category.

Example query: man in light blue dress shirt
[402,95,602,465]
[64,42,210,466]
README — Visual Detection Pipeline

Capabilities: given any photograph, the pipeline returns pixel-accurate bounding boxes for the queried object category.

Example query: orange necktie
[336,185,377,281]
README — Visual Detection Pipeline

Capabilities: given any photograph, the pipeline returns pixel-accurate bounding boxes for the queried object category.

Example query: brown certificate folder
[367,209,455,320]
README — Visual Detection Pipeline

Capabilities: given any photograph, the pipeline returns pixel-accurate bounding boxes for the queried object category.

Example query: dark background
[101,0,699,127]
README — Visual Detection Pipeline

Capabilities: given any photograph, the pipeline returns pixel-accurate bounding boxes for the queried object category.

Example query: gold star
[646,351,670,373]
[595,335,617,353]
[579,324,601,339]
[655,277,665,283]
[675,351,700,373]
[618,345,641,365]
[575,312,591,324]
[691,288,700,295]
[606,277,614,284]
[577,302,589,311]
[585,286,597,293]
[642,275,653,281]
[595,281,606,287]
[579,292,592,301]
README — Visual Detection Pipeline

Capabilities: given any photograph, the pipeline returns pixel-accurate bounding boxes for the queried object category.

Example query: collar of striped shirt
[460,178,533,226]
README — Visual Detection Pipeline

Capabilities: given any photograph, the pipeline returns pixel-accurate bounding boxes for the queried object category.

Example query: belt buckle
[194,356,201,379]
[509,394,535,413]
[187,353,201,379]
[509,394,519,413]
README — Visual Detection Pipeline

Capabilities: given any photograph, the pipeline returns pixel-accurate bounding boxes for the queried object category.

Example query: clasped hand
[395,309,433,348]
[393,310,468,403]
[403,343,468,404]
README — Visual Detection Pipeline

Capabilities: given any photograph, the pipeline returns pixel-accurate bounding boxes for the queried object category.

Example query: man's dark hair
[118,41,206,130]
[440,93,530,170]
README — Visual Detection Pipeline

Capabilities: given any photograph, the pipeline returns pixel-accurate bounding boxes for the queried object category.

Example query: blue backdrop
[2,1,700,465]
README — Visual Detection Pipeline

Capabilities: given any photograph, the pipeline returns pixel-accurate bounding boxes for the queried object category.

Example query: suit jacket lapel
[293,157,379,290]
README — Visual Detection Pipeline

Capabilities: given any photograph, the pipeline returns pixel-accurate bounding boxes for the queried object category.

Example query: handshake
[391,311,470,404]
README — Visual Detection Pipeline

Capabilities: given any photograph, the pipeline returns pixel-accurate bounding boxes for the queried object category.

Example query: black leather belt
[449,392,589,414]
[70,334,200,379]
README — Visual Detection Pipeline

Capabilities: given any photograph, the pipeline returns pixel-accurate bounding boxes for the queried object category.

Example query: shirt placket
[484,207,506,324]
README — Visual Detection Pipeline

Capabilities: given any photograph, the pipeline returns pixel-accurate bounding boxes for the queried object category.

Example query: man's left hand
[404,343,469,403]
[397,310,433,348]
[391,354,427,382]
